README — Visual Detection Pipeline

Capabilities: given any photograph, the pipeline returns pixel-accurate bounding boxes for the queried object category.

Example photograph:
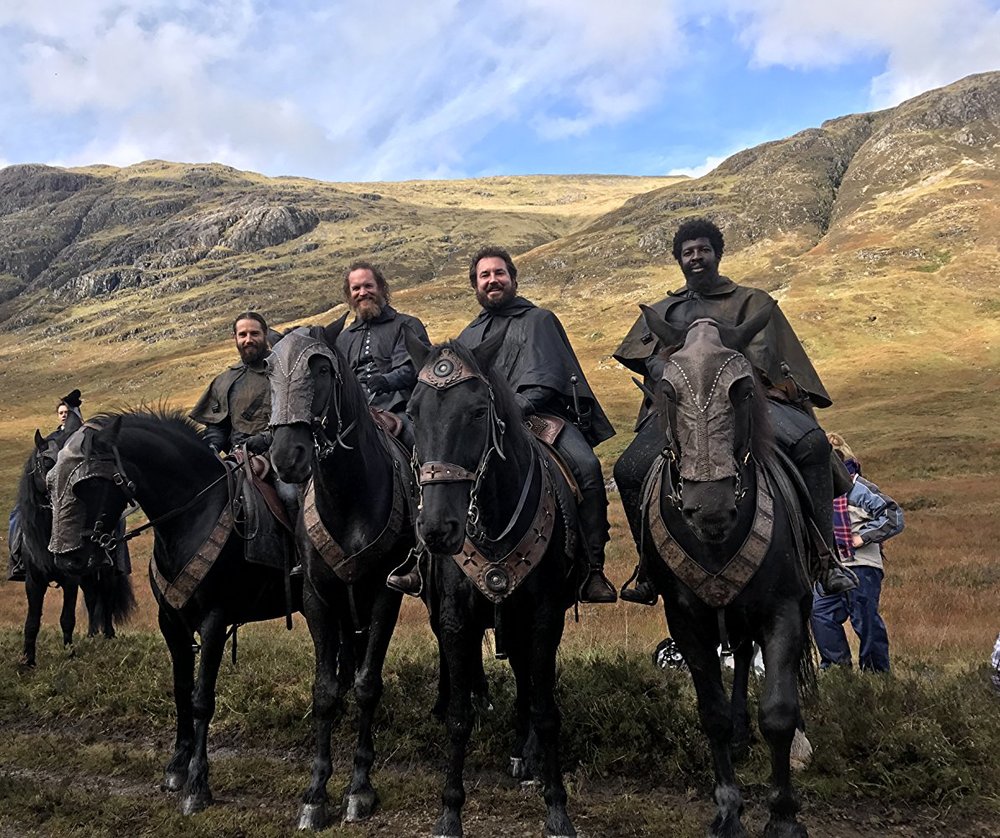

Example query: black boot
[620,564,658,605]
[7,554,26,583]
[387,552,423,597]
[577,488,616,604]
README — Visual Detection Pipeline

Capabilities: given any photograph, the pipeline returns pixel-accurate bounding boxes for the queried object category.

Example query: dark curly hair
[671,217,725,263]
[343,260,391,305]
[468,246,517,287]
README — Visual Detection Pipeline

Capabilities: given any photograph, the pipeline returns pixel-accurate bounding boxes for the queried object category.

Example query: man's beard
[239,342,267,366]
[353,297,384,322]
[681,262,720,288]
[476,283,516,310]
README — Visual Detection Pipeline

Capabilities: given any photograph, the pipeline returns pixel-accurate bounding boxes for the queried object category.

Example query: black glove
[244,432,270,455]
[366,373,388,395]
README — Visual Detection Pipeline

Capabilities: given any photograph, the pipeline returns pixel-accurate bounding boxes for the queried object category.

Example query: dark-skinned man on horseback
[454,246,617,604]
[335,260,430,447]
[614,217,857,604]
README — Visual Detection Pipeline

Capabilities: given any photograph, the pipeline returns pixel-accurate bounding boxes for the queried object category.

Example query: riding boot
[7,553,26,582]
[620,561,658,605]
[799,456,858,595]
[386,551,423,597]
[577,488,617,604]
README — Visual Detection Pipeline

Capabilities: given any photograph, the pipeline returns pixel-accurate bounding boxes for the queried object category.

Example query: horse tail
[108,572,138,625]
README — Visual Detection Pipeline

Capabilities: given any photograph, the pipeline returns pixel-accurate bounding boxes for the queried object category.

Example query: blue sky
[1,1,999,182]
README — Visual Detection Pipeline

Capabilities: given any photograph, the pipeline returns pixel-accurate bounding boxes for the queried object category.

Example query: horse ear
[640,305,685,350]
[472,320,510,371]
[717,300,775,352]
[323,313,349,347]
[34,429,45,450]
[62,411,82,434]
[403,324,430,370]
[94,415,123,453]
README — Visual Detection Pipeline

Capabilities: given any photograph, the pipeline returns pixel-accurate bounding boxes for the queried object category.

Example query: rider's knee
[789,427,831,471]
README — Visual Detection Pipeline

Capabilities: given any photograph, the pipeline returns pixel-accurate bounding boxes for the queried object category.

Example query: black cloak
[459,296,615,447]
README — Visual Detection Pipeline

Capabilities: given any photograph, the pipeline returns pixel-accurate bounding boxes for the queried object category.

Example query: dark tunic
[459,296,615,447]
[189,363,271,451]
[614,275,831,428]
[336,305,430,413]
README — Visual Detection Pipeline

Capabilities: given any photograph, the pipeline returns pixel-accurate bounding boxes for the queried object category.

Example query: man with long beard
[456,246,618,604]
[335,260,430,425]
[191,311,276,454]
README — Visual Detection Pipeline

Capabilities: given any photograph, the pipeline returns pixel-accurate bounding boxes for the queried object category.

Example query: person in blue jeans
[812,434,904,672]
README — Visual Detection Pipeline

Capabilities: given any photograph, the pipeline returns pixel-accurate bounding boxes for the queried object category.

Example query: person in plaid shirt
[812,433,904,672]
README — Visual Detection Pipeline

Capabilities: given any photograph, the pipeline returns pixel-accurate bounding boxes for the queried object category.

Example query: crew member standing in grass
[454,246,618,603]
[335,260,430,446]
[813,433,903,672]
[613,217,857,603]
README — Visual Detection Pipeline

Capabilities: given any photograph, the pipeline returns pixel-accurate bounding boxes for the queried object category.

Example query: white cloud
[0,0,687,179]
[724,0,1000,108]
[667,155,727,179]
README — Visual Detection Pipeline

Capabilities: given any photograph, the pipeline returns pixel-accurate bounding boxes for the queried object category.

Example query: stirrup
[620,578,658,606]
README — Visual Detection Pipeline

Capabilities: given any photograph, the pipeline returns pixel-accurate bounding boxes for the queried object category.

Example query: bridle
[659,351,755,509]
[413,348,540,546]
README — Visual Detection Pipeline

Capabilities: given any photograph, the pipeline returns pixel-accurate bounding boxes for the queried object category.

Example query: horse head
[641,303,772,543]
[30,430,61,497]
[405,327,511,555]
[47,416,133,575]
[268,316,352,483]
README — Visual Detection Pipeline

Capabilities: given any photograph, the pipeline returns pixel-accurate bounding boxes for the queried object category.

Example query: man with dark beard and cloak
[612,217,857,604]
[455,245,618,603]
[334,260,430,442]
[191,311,277,455]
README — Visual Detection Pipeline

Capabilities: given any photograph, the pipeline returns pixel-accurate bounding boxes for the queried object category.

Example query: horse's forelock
[431,341,527,439]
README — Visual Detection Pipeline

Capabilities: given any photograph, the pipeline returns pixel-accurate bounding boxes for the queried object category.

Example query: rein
[310,358,358,458]
[85,446,234,553]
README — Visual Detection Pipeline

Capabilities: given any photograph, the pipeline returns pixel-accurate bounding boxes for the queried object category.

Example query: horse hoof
[162,771,187,792]
[343,790,377,822]
[763,820,807,838]
[64,645,76,659]
[17,655,36,669]
[179,793,211,815]
[297,802,330,831]
[545,812,577,837]
[432,811,463,838]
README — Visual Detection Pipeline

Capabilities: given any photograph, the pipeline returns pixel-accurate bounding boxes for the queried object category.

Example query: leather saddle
[237,452,295,570]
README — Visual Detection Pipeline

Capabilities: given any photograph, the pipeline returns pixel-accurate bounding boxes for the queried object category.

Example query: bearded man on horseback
[335,260,430,445]
[190,312,278,455]
[455,245,617,604]
[614,217,857,604]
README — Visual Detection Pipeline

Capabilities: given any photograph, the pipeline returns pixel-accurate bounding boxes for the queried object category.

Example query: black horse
[266,323,417,830]
[46,411,301,816]
[405,334,580,838]
[16,419,135,667]
[617,308,814,838]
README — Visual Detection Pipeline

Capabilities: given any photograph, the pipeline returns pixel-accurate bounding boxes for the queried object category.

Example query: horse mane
[17,447,53,563]
[313,326,382,449]
[431,340,532,447]
[90,407,208,443]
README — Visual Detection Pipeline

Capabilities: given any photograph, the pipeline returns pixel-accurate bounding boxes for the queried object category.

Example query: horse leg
[760,607,808,838]
[81,578,101,638]
[298,585,345,831]
[730,642,754,762]
[20,574,46,667]
[670,615,747,838]
[508,645,534,782]
[343,588,403,822]
[159,608,196,793]
[433,619,479,838]
[510,610,576,838]
[58,581,79,654]
[180,609,228,815]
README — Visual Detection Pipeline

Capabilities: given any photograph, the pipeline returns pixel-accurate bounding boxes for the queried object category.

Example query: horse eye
[471,406,488,419]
